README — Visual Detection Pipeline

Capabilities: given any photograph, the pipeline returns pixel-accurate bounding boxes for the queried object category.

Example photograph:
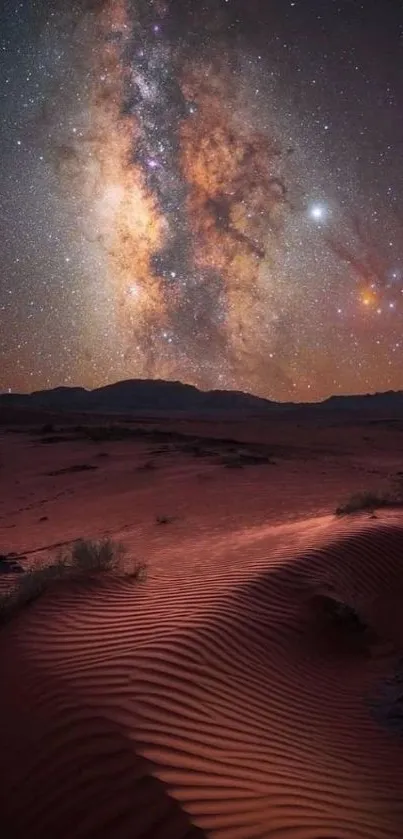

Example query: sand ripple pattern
[1,517,403,838]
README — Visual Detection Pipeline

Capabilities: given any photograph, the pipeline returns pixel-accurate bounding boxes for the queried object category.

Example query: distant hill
[320,390,403,412]
[1,379,403,418]
[0,379,281,416]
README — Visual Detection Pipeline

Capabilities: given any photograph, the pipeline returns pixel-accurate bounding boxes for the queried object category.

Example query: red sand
[0,414,403,837]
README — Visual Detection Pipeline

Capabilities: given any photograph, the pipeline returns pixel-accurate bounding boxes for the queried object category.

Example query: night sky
[1,0,402,401]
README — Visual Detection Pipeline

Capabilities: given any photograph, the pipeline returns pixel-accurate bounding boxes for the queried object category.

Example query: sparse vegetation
[38,434,75,444]
[0,557,69,625]
[46,463,98,476]
[220,451,274,468]
[66,537,126,572]
[311,593,376,654]
[156,514,176,525]
[0,553,24,574]
[335,475,403,515]
[335,490,394,515]
[0,538,145,627]
[315,595,368,633]
[127,562,147,582]
[25,421,278,472]
[312,594,368,634]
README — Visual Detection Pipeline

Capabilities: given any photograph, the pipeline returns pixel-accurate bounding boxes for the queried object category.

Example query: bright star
[309,203,326,221]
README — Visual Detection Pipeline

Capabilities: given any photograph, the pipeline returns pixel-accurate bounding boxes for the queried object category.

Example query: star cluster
[1,0,403,401]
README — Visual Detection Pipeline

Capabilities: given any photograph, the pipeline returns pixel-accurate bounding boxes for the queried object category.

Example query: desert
[1,383,403,837]
[2,0,403,833]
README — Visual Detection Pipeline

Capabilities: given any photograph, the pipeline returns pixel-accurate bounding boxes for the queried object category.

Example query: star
[309,203,327,221]
[1,0,402,403]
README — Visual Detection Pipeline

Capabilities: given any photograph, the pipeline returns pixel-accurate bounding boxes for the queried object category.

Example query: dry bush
[0,557,70,625]
[335,471,403,516]
[335,490,394,516]
[0,538,145,627]
[156,514,176,525]
[68,537,126,572]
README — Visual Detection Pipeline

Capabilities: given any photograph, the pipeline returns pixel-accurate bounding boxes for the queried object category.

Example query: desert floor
[0,410,403,837]
[1,409,402,565]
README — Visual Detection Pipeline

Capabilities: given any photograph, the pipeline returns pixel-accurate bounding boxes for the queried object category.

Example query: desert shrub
[0,538,143,627]
[46,463,98,476]
[127,562,148,582]
[335,471,403,516]
[156,514,175,525]
[0,557,70,625]
[82,425,140,442]
[68,537,125,572]
[219,449,274,468]
[313,595,367,633]
[335,490,393,516]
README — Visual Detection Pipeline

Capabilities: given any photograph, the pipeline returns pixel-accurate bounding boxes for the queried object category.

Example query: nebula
[323,212,392,312]
[84,0,169,373]
[56,0,292,390]
[180,58,289,387]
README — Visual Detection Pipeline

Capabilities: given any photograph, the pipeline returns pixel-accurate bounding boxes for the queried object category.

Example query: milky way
[59,0,293,395]
[1,0,403,400]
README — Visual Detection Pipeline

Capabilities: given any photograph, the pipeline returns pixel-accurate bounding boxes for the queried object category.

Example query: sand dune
[1,417,403,837]
[1,514,403,838]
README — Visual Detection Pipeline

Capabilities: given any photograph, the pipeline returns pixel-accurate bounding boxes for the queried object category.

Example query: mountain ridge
[1,378,403,416]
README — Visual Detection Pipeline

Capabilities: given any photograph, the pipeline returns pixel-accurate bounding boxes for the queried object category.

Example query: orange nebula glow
[360,287,379,308]
[179,59,288,378]
[63,1,290,387]
[85,0,168,354]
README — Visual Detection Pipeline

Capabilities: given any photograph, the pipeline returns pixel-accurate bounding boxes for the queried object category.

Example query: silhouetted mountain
[319,390,403,411]
[1,379,403,418]
[0,379,280,415]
